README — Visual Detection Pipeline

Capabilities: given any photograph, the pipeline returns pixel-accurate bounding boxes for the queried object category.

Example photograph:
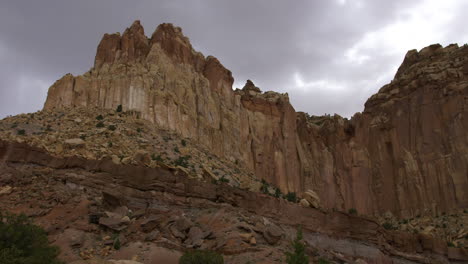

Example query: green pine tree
[285,227,309,264]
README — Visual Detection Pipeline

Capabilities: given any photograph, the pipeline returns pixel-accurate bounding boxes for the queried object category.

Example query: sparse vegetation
[96,121,105,128]
[116,104,123,112]
[348,208,357,215]
[17,129,25,135]
[181,139,187,146]
[108,125,116,131]
[174,155,190,168]
[219,176,229,183]
[317,259,330,264]
[274,187,282,198]
[260,179,270,194]
[447,241,455,247]
[179,250,224,264]
[382,222,395,230]
[285,192,297,203]
[0,212,63,264]
[96,115,104,120]
[285,227,309,264]
[113,237,121,250]
[151,154,164,162]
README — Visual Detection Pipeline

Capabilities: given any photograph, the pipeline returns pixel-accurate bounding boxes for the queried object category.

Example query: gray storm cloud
[1,0,468,118]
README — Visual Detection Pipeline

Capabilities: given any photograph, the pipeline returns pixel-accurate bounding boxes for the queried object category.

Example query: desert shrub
[174,155,190,168]
[179,250,223,264]
[260,179,269,194]
[219,176,229,183]
[274,188,282,198]
[382,222,395,230]
[151,154,164,162]
[96,115,104,120]
[116,104,123,112]
[17,129,26,136]
[113,238,121,250]
[181,139,187,146]
[447,241,455,247]
[317,259,330,264]
[96,122,105,128]
[0,212,63,264]
[285,227,309,264]
[285,192,297,203]
[348,208,357,215]
[108,125,116,131]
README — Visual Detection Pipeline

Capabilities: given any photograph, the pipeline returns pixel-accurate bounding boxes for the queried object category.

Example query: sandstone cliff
[44,21,468,218]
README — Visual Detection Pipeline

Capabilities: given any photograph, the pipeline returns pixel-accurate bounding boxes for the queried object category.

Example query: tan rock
[111,155,121,165]
[239,233,253,242]
[64,138,85,147]
[303,190,320,209]
[55,143,64,154]
[299,199,310,208]
[0,185,12,195]
[121,157,131,164]
[202,165,218,181]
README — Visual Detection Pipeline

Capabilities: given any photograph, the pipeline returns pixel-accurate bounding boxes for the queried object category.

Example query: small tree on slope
[285,227,309,264]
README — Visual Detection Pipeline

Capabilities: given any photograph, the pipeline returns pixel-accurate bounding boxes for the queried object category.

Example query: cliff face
[44,21,301,194]
[44,21,468,217]
[297,44,468,217]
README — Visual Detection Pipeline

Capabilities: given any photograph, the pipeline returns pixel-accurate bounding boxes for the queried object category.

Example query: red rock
[42,21,468,219]
[448,247,468,261]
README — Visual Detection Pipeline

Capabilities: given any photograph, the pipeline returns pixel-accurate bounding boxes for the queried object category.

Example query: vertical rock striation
[44,22,468,217]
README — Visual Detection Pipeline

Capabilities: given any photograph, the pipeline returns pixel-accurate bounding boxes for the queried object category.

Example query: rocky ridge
[42,21,468,218]
[0,107,259,190]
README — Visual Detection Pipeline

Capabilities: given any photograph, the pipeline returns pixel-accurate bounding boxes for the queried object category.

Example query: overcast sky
[1,0,468,118]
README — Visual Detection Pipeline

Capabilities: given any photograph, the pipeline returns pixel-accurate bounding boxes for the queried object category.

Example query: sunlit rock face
[44,22,468,217]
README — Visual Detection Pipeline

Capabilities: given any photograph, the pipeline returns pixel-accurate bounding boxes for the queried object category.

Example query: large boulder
[303,190,321,209]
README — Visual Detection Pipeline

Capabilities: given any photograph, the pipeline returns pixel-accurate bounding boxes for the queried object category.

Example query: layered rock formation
[297,44,468,217]
[44,21,468,218]
[44,20,301,195]
[2,139,466,262]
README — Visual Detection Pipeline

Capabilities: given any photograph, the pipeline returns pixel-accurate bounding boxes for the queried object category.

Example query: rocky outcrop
[44,20,300,195]
[43,21,468,218]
